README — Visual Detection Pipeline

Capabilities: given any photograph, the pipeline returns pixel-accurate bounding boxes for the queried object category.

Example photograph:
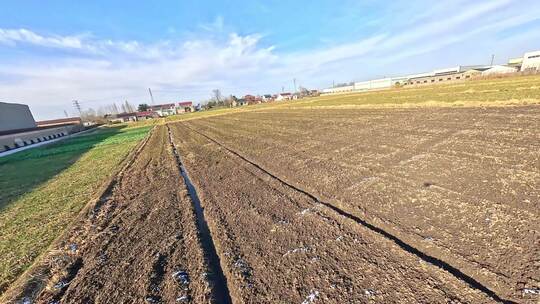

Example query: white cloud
[0,0,539,119]
[0,28,85,49]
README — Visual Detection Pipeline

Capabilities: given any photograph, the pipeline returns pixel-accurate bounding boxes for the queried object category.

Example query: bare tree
[124,100,135,113]
[212,89,223,106]
[224,95,237,108]
[81,108,108,124]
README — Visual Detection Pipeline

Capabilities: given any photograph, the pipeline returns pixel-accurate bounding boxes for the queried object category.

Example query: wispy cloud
[0,28,86,49]
[199,16,225,32]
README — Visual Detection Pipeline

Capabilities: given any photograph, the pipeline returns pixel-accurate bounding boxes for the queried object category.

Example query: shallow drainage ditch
[167,125,233,304]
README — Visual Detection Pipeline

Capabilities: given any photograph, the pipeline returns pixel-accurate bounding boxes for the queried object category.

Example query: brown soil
[169,122,495,303]
[5,106,538,303]
[181,105,539,303]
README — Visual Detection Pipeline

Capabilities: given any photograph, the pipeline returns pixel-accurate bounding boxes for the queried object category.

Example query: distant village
[104,49,540,123]
[103,89,321,123]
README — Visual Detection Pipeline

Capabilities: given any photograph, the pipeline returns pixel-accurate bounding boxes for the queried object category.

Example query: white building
[149,103,176,117]
[521,50,540,71]
[321,85,354,94]
[481,65,518,76]
[275,93,293,101]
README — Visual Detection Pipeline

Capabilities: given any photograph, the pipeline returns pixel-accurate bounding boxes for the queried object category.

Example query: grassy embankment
[154,75,540,125]
[287,74,540,109]
[0,124,152,293]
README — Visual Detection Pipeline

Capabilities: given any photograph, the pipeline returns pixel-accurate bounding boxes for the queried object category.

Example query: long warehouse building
[0,102,37,132]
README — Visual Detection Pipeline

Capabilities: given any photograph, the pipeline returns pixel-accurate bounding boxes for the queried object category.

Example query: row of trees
[79,100,137,123]
[204,89,236,109]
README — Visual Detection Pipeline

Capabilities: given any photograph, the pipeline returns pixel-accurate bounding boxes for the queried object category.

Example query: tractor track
[3,126,218,303]
[179,121,515,304]
[166,124,233,304]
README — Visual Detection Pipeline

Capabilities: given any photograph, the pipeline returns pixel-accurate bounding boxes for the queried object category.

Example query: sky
[0,0,539,120]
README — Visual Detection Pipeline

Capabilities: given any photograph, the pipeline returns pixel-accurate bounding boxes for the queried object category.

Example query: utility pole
[490,54,495,66]
[148,88,155,105]
[64,110,69,118]
[72,100,82,116]
[293,78,297,93]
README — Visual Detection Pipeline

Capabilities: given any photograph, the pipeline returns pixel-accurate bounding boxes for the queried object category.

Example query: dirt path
[170,122,497,303]
[6,126,215,303]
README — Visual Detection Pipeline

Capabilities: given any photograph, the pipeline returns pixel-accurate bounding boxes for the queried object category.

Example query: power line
[72,100,82,116]
[148,88,155,105]
[76,93,147,104]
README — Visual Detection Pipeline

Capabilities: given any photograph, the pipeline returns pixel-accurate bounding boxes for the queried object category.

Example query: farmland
[1,76,540,303]
[179,105,539,302]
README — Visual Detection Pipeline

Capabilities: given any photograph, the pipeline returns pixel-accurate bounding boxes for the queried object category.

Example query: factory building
[481,65,518,76]
[521,50,540,71]
[0,102,37,133]
[0,101,84,153]
[321,50,540,95]
[354,77,408,91]
[507,50,540,72]
[322,85,354,94]
[406,66,488,86]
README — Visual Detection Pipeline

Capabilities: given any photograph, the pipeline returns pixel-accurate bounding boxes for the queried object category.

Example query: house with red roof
[177,101,194,113]
[149,103,176,116]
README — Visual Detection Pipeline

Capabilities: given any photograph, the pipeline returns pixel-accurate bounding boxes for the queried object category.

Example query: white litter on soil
[523,288,540,295]
[364,289,376,297]
[283,247,309,257]
[20,297,32,304]
[301,290,319,304]
[53,280,69,290]
[176,295,190,302]
[298,208,311,216]
[172,270,190,285]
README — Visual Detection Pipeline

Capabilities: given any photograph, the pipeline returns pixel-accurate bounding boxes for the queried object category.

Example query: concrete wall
[0,125,83,152]
[354,77,407,91]
[407,70,480,86]
[481,66,518,76]
[0,102,37,132]
[354,78,391,90]
[322,85,354,94]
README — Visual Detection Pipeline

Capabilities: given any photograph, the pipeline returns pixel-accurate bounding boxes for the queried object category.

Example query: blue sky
[0,0,539,119]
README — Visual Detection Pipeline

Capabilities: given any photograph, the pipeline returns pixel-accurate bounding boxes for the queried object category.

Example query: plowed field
[176,105,539,303]
[5,105,539,303]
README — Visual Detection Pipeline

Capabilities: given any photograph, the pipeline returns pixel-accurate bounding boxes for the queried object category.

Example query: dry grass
[289,74,540,109]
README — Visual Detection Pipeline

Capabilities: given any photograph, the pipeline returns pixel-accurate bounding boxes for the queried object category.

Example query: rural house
[276,93,292,101]
[150,103,176,116]
[177,101,194,113]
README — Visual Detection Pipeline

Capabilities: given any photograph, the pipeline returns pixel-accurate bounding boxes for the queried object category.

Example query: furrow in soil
[170,122,500,303]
